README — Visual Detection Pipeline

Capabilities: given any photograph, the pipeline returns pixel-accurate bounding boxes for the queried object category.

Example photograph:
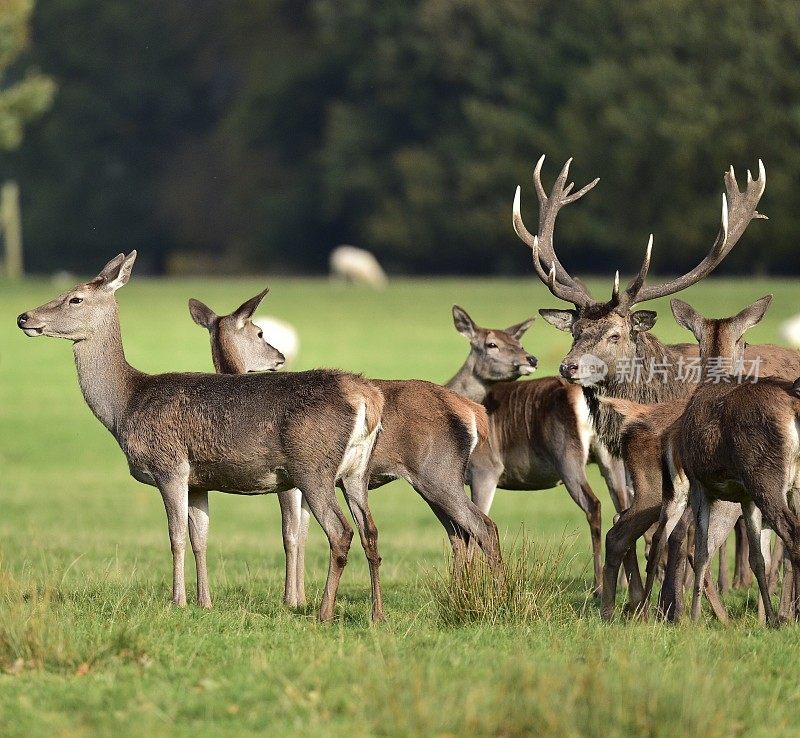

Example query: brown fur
[17,253,386,622]
[190,293,503,610]
[446,306,629,595]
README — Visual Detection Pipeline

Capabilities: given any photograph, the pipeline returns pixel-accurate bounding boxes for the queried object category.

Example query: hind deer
[188,288,311,607]
[663,295,800,625]
[189,291,503,609]
[17,253,387,622]
[514,155,800,619]
[445,305,629,594]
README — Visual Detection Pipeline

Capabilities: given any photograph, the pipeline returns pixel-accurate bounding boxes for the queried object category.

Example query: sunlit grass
[1,275,800,735]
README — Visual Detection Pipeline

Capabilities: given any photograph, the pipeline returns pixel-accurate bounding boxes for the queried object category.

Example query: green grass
[1,273,799,736]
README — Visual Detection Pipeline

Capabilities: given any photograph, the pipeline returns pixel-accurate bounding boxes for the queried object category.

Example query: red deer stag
[513,156,800,619]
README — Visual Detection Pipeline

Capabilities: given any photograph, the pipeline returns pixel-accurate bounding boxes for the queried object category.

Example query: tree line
[4,0,800,275]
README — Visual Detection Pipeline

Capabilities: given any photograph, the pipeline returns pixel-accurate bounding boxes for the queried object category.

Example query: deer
[189,291,503,609]
[445,305,629,594]
[16,252,390,622]
[187,288,311,607]
[663,295,800,625]
[513,155,800,620]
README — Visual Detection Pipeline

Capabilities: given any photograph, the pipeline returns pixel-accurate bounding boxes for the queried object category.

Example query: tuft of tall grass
[425,529,573,626]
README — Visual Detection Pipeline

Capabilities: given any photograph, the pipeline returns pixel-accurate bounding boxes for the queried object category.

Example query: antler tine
[515,156,598,307]
[629,161,767,306]
[528,224,594,306]
[610,270,620,305]
[517,193,573,289]
[617,234,653,308]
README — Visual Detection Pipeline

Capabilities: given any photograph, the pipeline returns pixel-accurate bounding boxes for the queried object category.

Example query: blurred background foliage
[3,0,800,275]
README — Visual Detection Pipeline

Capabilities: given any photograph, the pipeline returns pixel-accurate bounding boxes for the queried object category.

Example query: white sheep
[329,245,387,288]
[779,314,800,348]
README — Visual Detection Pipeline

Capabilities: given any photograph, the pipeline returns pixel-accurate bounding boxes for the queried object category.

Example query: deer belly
[188,461,293,494]
[498,446,560,491]
[703,478,748,503]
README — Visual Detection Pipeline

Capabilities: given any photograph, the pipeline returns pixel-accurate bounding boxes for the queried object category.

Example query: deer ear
[630,310,657,333]
[452,305,477,339]
[505,317,535,340]
[98,250,137,292]
[94,253,126,284]
[538,309,576,333]
[670,299,702,339]
[189,298,217,330]
[732,294,772,337]
[233,287,269,328]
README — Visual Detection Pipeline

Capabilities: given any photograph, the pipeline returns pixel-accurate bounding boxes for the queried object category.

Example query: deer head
[189,288,285,374]
[451,305,537,381]
[17,252,137,341]
[671,295,773,369]
[513,156,767,386]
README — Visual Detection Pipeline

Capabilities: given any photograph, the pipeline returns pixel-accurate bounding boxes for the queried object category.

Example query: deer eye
[608,333,621,343]
[69,297,83,305]
[257,331,263,338]
[486,342,498,349]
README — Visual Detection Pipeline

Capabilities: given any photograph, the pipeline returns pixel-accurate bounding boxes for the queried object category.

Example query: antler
[513,155,599,308]
[618,160,767,309]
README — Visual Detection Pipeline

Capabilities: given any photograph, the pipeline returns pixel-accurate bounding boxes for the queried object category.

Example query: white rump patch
[336,401,381,482]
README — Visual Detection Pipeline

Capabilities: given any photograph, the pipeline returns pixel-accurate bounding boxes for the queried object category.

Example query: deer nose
[560,361,578,379]
[17,313,29,327]
[526,355,538,368]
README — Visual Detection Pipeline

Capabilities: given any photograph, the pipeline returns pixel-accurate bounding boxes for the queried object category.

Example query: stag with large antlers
[515,156,800,619]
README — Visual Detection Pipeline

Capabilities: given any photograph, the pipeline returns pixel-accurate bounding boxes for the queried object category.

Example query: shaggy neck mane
[586,332,691,456]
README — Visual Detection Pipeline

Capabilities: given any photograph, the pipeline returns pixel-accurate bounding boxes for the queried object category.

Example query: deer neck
[72,308,140,433]
[586,333,691,456]
[211,337,245,375]
[446,354,493,403]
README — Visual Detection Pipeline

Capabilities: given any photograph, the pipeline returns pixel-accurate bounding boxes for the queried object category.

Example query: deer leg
[688,491,713,622]
[659,508,691,622]
[418,496,471,572]
[779,557,795,622]
[341,477,384,623]
[277,488,305,607]
[158,473,190,607]
[468,464,501,562]
[469,464,499,515]
[718,536,730,594]
[698,501,739,624]
[187,490,211,609]
[768,535,784,596]
[595,453,631,590]
[296,496,311,605]
[561,466,603,596]
[733,518,752,588]
[756,529,773,624]
[643,495,687,618]
[594,445,630,513]
[741,501,777,627]
[601,505,655,620]
[419,477,502,577]
[299,484,354,622]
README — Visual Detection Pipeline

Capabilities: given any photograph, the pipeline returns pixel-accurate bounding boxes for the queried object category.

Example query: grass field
[2,273,800,736]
